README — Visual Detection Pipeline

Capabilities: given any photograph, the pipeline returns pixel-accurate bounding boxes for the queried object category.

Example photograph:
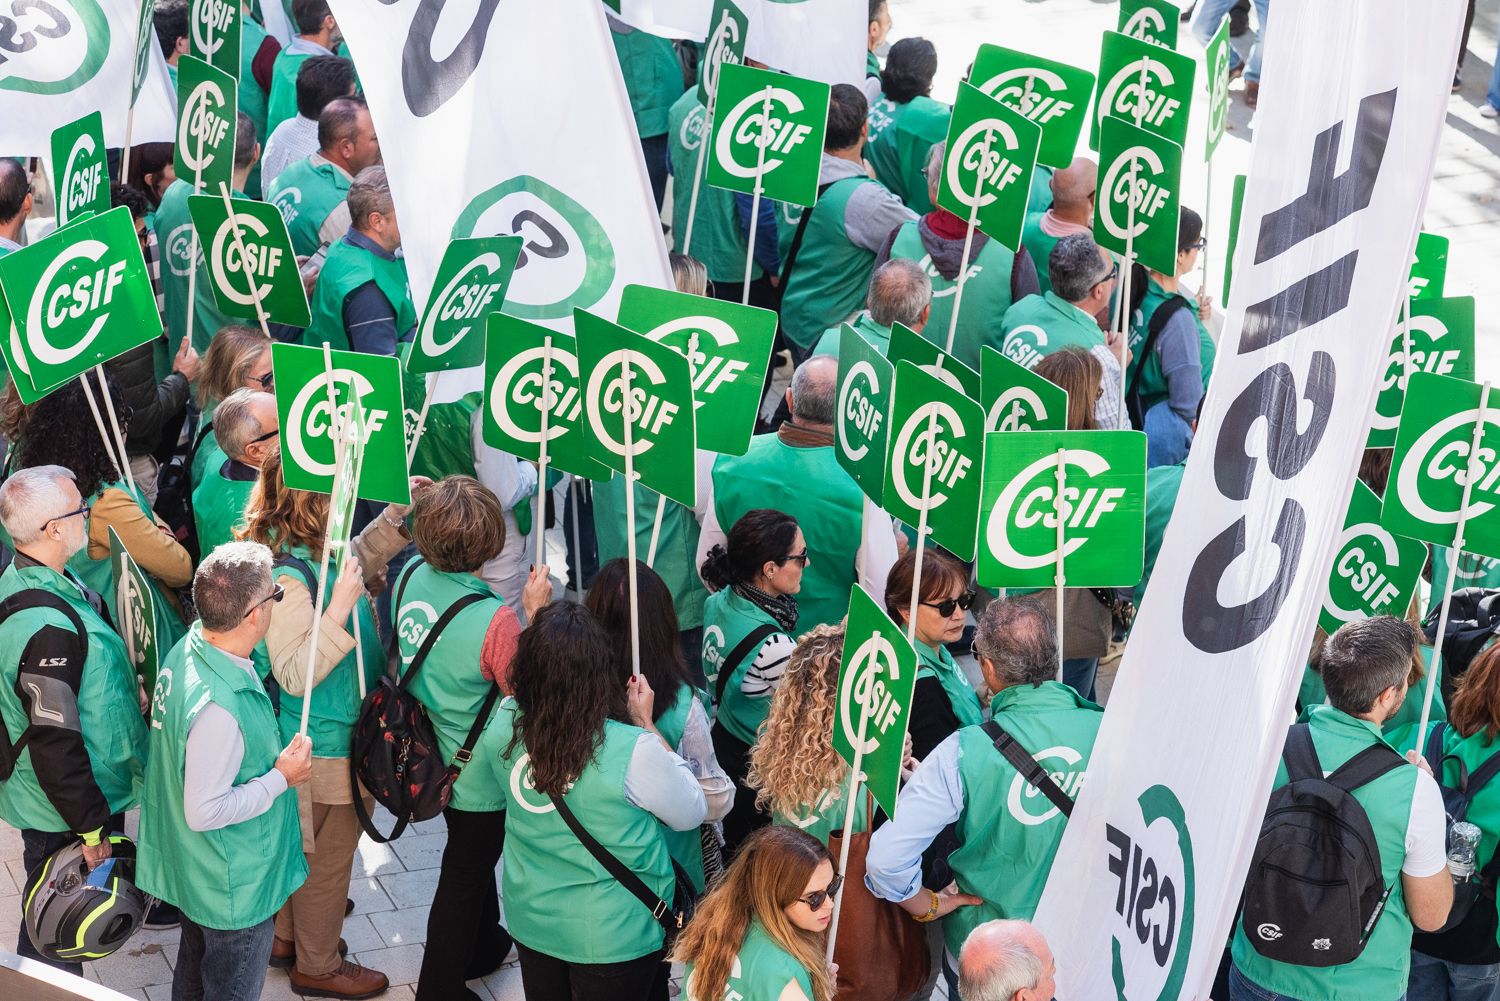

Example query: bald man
[811,258,932,359]
[0,158,32,256]
[958,920,1057,1001]
[1021,156,1098,296]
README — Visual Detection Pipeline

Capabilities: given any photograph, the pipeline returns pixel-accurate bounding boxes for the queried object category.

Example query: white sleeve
[622,732,709,832]
[857,501,899,603]
[741,633,796,698]
[1403,768,1449,877]
[183,704,288,832]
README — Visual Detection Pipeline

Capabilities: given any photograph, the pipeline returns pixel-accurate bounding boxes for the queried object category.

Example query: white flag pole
[1201,155,1214,300]
[183,125,206,368]
[1417,381,1491,738]
[1054,448,1067,681]
[534,337,554,568]
[740,86,774,307]
[406,372,437,466]
[825,666,872,963]
[120,0,149,183]
[682,102,714,257]
[945,131,994,355]
[1117,56,1151,428]
[621,352,642,677]
[299,345,346,737]
[346,395,371,702]
[216,181,275,342]
[92,365,139,496]
[79,373,131,495]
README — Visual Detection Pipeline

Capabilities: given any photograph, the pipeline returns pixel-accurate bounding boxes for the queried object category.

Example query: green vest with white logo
[0,563,146,832]
[1127,277,1216,414]
[774,771,870,846]
[1300,646,1444,736]
[396,344,481,482]
[945,681,1103,956]
[592,475,706,631]
[392,559,505,812]
[267,156,351,258]
[192,460,257,555]
[239,15,272,199]
[306,238,417,352]
[273,544,382,757]
[480,702,673,962]
[153,179,237,361]
[889,220,1015,370]
[997,291,1105,370]
[865,96,950,215]
[266,48,313,138]
[712,434,864,634]
[918,642,983,730]
[867,94,900,145]
[1232,707,1420,1000]
[655,682,707,891]
[668,91,756,283]
[137,626,306,929]
[1020,213,1064,297]
[610,26,684,138]
[779,176,879,351]
[1136,460,1185,607]
[684,918,814,1001]
[811,311,892,361]
[702,588,788,745]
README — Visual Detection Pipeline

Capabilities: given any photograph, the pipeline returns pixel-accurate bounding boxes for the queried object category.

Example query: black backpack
[1423,588,1500,706]
[1124,280,1190,431]
[0,590,88,781]
[1242,725,1404,967]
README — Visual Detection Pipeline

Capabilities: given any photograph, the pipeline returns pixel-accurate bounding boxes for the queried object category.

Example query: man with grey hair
[695,353,899,632]
[0,467,147,973]
[866,595,1102,996]
[138,541,311,1001]
[306,164,414,355]
[193,389,280,552]
[958,919,1056,1001]
[810,257,932,359]
[998,232,1128,429]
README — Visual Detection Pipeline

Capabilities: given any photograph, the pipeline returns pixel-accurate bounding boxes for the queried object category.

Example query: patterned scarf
[732,579,800,633]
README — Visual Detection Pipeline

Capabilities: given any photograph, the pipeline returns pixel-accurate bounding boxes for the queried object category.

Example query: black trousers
[515,942,667,1001]
[641,133,669,212]
[414,807,510,1001]
[711,724,769,860]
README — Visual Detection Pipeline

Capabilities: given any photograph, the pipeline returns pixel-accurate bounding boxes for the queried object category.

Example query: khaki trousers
[274,757,368,976]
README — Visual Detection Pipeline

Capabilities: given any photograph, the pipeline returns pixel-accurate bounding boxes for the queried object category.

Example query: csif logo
[149,666,173,730]
[1209,40,1231,138]
[0,0,110,96]
[700,5,744,101]
[1394,408,1500,526]
[209,212,282,306]
[946,117,1027,210]
[1325,523,1407,623]
[177,78,232,173]
[27,239,127,365]
[165,221,202,278]
[1256,923,1283,942]
[837,632,907,754]
[489,344,583,446]
[192,0,234,58]
[891,402,973,509]
[419,251,508,359]
[1100,145,1173,241]
[979,68,1076,126]
[509,753,560,814]
[270,187,302,227]
[1099,58,1183,130]
[986,449,1124,569]
[1001,324,1047,369]
[1121,7,1169,42]
[115,570,152,670]
[987,386,1052,433]
[285,369,390,478]
[679,103,707,152]
[1371,315,1461,431]
[838,360,885,461]
[716,86,816,179]
[585,350,681,458]
[640,316,745,407]
[1008,745,1086,825]
[61,132,103,218]
[396,599,438,663]
[701,624,727,679]
[1107,784,1195,1001]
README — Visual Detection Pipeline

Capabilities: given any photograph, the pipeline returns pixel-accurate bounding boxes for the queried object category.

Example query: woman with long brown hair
[674,825,838,1001]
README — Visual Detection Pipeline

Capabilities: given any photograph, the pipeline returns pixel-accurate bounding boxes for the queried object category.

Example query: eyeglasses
[1093,262,1120,289]
[800,873,843,911]
[40,504,89,533]
[248,427,280,445]
[780,550,810,567]
[921,589,975,618]
[250,370,274,390]
[243,583,285,618]
[1187,238,1207,251]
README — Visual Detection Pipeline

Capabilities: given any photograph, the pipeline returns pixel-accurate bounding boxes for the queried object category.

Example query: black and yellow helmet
[23,834,146,962]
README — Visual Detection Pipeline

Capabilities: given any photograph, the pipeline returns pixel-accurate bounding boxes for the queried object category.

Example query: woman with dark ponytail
[701,508,806,857]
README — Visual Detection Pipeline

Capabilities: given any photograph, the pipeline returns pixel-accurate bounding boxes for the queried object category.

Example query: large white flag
[610,0,709,40]
[745,0,864,86]
[0,0,176,155]
[1030,1,1465,998]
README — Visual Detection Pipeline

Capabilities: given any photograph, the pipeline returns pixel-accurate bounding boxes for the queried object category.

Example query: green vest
[684,918,814,1000]
[1233,707,1421,1000]
[1429,549,1500,616]
[865,95,949,215]
[811,311,891,361]
[273,544,381,757]
[776,201,804,266]
[919,642,983,729]
[889,220,1016,370]
[1300,645,1444,735]
[774,770,871,846]
[192,459,257,555]
[267,156,351,258]
[1127,277,1216,414]
[153,179,237,360]
[137,626,306,929]
[945,681,1103,955]
[392,559,505,812]
[239,15,272,199]
[1028,165,1054,219]
[702,588,788,745]
[266,47,314,138]
[779,176,878,350]
[610,25,684,138]
[592,475,706,631]
[1020,213,1065,296]
[189,415,226,490]
[866,93,900,145]
[0,563,146,832]
[655,682,706,891]
[306,237,417,351]
[997,291,1105,370]
[397,343,481,481]
[1135,460,1185,607]
[712,434,864,634]
[479,703,673,962]
[668,91,755,283]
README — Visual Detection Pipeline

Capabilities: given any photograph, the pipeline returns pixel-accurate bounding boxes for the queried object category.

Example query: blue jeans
[1488,31,1500,111]
[1409,949,1500,1001]
[1192,0,1273,83]
[173,914,275,1001]
[1145,400,1194,468]
[1231,964,1406,1001]
[1064,657,1100,702]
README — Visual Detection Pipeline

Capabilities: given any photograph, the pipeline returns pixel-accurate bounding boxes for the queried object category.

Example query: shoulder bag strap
[1424,722,1448,774]
[714,623,782,706]
[1281,723,1321,782]
[777,180,839,288]
[981,719,1073,818]
[393,557,426,618]
[1326,741,1406,792]
[398,592,487,691]
[187,420,214,470]
[271,553,318,594]
[1125,295,1190,427]
[447,682,501,775]
[549,793,676,932]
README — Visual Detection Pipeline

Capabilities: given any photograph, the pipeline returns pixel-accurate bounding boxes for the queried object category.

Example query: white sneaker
[1481,103,1500,119]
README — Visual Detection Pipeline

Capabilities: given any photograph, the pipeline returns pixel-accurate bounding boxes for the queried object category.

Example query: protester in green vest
[306,165,417,354]
[674,825,839,1001]
[867,596,1102,994]
[1020,156,1097,297]
[811,256,931,360]
[887,548,983,759]
[778,84,917,360]
[470,601,706,998]
[1127,208,1217,468]
[0,157,31,255]
[153,0,190,90]
[864,0,893,103]
[587,559,734,892]
[192,389,279,553]
[125,143,177,228]
[266,0,343,137]
[471,420,541,613]
[260,54,357,188]
[239,3,282,198]
[957,920,1058,1001]
[877,143,1041,368]
[0,467,148,974]
[1301,628,1443,734]
[267,95,377,257]
[189,324,274,489]
[608,16,685,211]
[866,38,950,214]
[137,542,311,1000]
[1136,457,1186,609]
[1230,617,1452,1001]
[240,446,418,999]
[395,477,551,1001]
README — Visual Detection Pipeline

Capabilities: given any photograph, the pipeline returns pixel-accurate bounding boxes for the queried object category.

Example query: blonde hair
[197,325,271,408]
[235,444,331,559]
[747,625,849,819]
[671,253,708,296]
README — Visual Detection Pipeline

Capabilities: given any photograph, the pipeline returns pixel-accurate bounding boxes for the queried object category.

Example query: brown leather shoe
[290,960,389,999]
[269,937,348,970]
[1244,80,1259,108]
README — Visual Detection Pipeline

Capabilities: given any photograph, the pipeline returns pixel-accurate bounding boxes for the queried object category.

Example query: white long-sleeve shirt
[183,650,288,832]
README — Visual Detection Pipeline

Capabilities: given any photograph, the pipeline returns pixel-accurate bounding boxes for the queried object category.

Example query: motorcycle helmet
[24,833,146,962]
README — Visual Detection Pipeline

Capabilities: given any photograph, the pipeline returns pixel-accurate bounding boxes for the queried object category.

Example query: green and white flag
[616,284,775,456]
[1203,14,1232,160]
[1383,372,1500,559]
[1222,172,1247,301]
[408,237,522,375]
[109,527,159,692]
[970,46,1096,171]
[1092,30,1196,151]
[1118,0,1180,48]
[1367,295,1475,448]
[978,429,1146,589]
[835,323,894,505]
[174,54,239,195]
[0,205,158,394]
[190,0,242,78]
[883,361,985,561]
[482,312,609,480]
[271,342,411,504]
[698,0,750,107]
[575,308,697,507]
[1319,480,1425,635]
[888,321,979,401]
[51,112,109,228]
[1094,115,1183,274]
[833,585,918,819]
[1408,231,1449,300]
[706,61,830,208]
[132,0,161,110]
[187,194,311,327]
[981,346,1068,433]
[936,83,1042,252]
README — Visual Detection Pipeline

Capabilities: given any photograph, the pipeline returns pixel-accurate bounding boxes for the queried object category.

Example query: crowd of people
[0,2,1495,1001]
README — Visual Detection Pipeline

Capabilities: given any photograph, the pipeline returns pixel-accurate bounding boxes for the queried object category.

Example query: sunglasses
[243,583,285,618]
[801,873,844,911]
[1093,261,1120,289]
[251,370,274,390]
[1186,238,1207,251]
[248,427,280,445]
[40,503,89,533]
[780,550,810,567]
[922,589,976,618]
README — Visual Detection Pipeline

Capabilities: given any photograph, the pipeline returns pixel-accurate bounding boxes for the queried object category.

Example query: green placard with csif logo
[835,323,894,506]
[408,237,521,374]
[1091,30,1195,151]
[51,112,109,227]
[110,527,159,692]
[981,346,1068,433]
[190,0,242,78]
[833,585,918,819]
[1118,0,1180,49]
[698,0,750,108]
[888,322,979,401]
[936,83,1042,252]
[188,194,311,327]
[1408,231,1449,301]
[1367,295,1475,449]
[1094,115,1183,275]
[706,62,830,208]
[132,0,159,108]
[1203,13,1232,160]
[174,54,238,194]
[1319,481,1426,635]
[970,45,1096,171]
[883,361,985,561]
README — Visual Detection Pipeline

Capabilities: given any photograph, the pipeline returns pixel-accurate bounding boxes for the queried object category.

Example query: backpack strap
[714,623,782,706]
[1125,294,1191,429]
[1424,722,1449,776]
[981,719,1074,818]
[1326,741,1407,793]
[392,557,426,619]
[0,588,89,768]
[271,552,318,594]
[777,180,839,289]
[549,793,680,936]
[398,592,488,691]
[1460,744,1500,803]
[187,420,215,471]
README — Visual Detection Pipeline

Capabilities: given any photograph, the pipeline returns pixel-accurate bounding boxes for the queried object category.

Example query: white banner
[610,0,709,40]
[744,0,864,86]
[1031,1,1465,998]
[0,0,177,155]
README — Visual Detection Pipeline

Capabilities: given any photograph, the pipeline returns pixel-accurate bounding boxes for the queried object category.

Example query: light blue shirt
[864,731,966,903]
[622,732,707,832]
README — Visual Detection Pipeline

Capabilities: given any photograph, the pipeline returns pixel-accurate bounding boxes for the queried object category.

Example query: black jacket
[105,338,189,458]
